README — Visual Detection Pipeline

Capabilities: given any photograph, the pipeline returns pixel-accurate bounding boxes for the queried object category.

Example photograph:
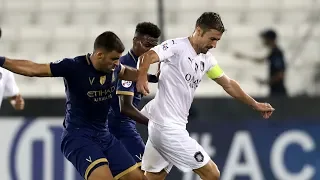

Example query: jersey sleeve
[49,58,75,77]
[116,79,134,96]
[4,70,19,97]
[114,63,125,77]
[150,40,179,63]
[206,53,224,79]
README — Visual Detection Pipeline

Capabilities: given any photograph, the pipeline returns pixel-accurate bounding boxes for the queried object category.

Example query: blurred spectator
[235,29,287,97]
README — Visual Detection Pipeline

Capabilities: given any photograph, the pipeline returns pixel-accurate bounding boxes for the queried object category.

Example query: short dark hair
[135,22,161,38]
[94,31,125,53]
[260,29,277,40]
[196,12,225,33]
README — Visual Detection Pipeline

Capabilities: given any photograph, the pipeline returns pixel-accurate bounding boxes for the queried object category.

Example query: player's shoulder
[51,54,86,65]
[201,51,218,65]
[161,37,189,50]
[119,53,136,67]
[73,54,90,64]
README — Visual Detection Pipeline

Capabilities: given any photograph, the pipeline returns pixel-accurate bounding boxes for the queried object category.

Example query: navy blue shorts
[112,129,145,165]
[61,128,138,180]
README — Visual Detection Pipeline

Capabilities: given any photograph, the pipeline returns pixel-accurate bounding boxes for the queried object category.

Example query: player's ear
[96,51,105,60]
[195,27,202,37]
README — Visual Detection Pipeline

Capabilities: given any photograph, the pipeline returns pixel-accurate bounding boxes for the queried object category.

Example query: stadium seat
[248,0,280,9]
[17,26,52,55]
[71,0,105,25]
[246,11,278,25]
[37,0,72,25]
[2,0,37,25]
[165,25,193,40]
[51,26,87,55]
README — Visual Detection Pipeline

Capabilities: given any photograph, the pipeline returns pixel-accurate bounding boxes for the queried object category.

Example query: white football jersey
[143,37,223,129]
[0,68,19,108]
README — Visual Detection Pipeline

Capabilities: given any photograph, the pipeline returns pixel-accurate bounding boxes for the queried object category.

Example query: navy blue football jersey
[50,53,122,131]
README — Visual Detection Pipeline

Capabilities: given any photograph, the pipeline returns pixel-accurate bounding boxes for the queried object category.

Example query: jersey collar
[128,49,139,63]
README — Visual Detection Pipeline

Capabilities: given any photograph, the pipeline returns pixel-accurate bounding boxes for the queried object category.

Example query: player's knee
[119,168,145,180]
[194,161,220,180]
[206,163,220,180]
[88,165,113,180]
[145,170,167,180]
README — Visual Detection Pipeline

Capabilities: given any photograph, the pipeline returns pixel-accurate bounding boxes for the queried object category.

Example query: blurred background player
[108,22,161,169]
[0,27,24,111]
[0,32,147,180]
[235,29,287,97]
[136,12,275,180]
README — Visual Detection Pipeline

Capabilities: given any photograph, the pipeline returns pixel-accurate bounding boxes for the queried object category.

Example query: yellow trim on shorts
[206,65,224,79]
[114,163,139,180]
[85,158,108,180]
[116,90,134,96]
[137,162,142,167]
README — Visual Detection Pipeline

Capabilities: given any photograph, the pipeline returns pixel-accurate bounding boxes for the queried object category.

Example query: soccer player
[108,22,161,168]
[136,12,275,180]
[0,27,25,110]
[0,32,146,180]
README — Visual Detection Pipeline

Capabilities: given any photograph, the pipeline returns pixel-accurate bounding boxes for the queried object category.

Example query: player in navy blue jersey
[0,32,147,180]
[108,22,161,168]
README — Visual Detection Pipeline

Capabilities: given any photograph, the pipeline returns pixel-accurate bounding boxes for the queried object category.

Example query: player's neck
[90,55,104,72]
[188,36,201,54]
[131,49,140,58]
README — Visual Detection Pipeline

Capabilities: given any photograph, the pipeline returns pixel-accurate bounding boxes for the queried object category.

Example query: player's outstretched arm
[213,75,275,119]
[118,95,149,125]
[136,50,160,95]
[118,65,140,81]
[0,57,52,77]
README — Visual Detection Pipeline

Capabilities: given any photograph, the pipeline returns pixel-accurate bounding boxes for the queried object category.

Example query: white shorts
[141,121,210,173]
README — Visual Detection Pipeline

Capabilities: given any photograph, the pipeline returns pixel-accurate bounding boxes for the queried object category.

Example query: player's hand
[11,94,25,110]
[252,102,274,119]
[137,73,149,96]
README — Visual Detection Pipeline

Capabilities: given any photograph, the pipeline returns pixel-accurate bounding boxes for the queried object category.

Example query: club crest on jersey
[100,75,106,85]
[122,80,132,88]
[200,61,205,72]
[162,43,169,51]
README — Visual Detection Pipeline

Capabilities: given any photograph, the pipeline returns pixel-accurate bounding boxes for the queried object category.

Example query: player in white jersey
[0,28,24,110]
[0,68,24,110]
[136,12,275,180]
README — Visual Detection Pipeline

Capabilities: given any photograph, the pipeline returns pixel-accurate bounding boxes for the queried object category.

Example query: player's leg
[116,130,145,167]
[61,129,113,180]
[103,136,145,180]
[142,139,173,180]
[87,165,113,180]
[148,125,219,179]
[193,160,220,180]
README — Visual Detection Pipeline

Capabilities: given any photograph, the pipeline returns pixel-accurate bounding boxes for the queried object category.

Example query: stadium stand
[0,0,319,97]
